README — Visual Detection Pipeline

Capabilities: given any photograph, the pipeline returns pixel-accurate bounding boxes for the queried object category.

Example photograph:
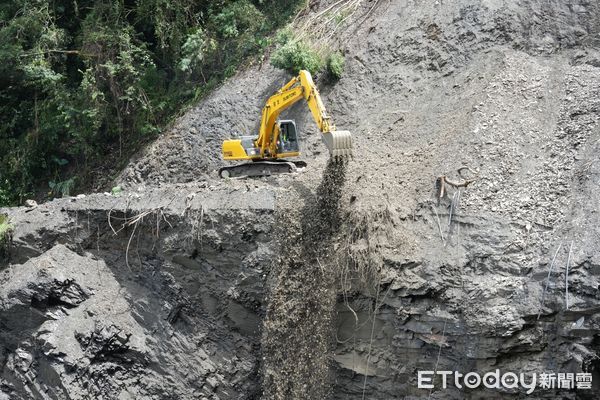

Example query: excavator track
[219,160,307,178]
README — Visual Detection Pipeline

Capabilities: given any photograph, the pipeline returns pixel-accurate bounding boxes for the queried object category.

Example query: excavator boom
[219,70,352,178]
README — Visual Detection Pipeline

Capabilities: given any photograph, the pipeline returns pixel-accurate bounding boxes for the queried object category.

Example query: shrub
[0,214,12,259]
[271,39,323,75]
[326,52,345,80]
[0,214,13,242]
[179,28,213,72]
[49,178,75,198]
[211,0,265,39]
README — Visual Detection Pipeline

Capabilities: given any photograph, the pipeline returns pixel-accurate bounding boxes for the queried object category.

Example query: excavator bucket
[322,130,352,158]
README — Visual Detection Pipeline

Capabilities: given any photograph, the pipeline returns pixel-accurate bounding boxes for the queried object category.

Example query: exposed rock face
[3,0,600,399]
[1,245,151,399]
[1,187,276,399]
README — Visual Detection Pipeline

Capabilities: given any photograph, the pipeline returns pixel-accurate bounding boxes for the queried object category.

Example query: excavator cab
[277,120,299,154]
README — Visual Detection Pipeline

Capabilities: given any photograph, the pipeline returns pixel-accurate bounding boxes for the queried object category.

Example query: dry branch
[538,243,563,319]
[430,204,446,245]
[565,241,573,310]
[436,166,479,204]
[441,176,477,189]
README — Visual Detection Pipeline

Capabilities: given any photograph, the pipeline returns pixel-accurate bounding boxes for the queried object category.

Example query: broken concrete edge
[2,187,276,214]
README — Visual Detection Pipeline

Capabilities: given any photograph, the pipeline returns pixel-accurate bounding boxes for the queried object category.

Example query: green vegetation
[0,214,12,241]
[0,0,305,206]
[271,31,324,75]
[0,214,11,259]
[111,185,122,196]
[326,52,345,81]
[270,29,345,80]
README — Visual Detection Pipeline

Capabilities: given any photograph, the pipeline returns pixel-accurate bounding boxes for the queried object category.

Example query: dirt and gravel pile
[3,0,600,399]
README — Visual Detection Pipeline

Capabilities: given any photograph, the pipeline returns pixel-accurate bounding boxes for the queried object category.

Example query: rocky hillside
[2,0,600,399]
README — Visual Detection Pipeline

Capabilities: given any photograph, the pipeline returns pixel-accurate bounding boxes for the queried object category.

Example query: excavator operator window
[278,120,299,153]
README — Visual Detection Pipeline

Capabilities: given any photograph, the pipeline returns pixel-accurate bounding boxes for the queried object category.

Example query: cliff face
[2,1,600,399]
[1,188,275,398]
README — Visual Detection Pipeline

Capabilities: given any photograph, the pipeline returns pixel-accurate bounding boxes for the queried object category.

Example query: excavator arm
[256,79,305,158]
[221,70,352,167]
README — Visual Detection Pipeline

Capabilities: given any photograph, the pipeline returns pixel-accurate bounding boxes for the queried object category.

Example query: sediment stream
[262,161,347,399]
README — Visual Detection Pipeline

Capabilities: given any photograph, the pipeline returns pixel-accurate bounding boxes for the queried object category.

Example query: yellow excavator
[219,70,352,178]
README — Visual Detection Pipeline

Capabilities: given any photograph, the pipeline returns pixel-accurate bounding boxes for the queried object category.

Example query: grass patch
[0,214,13,240]
[0,214,13,259]
[326,51,345,81]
